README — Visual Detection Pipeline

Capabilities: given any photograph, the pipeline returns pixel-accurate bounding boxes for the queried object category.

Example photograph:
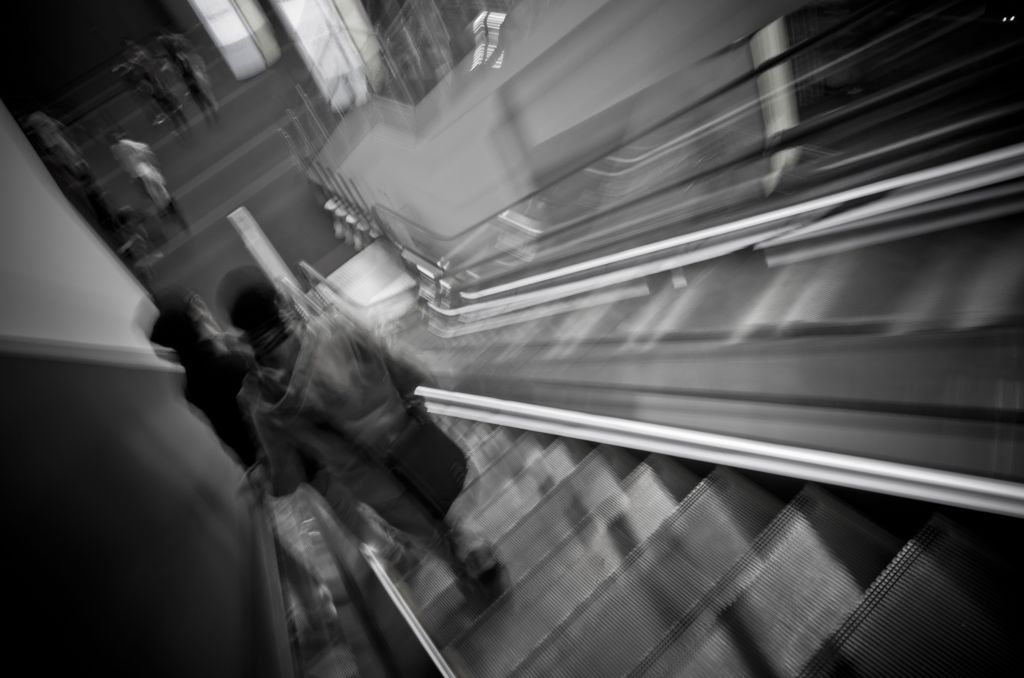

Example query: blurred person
[115,41,189,134]
[114,205,155,255]
[25,111,92,180]
[146,286,411,567]
[217,266,504,603]
[33,142,118,235]
[79,173,119,234]
[159,32,219,122]
[146,289,261,469]
[109,132,189,233]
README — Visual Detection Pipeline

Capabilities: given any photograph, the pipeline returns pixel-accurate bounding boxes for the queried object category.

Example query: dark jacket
[180,340,260,468]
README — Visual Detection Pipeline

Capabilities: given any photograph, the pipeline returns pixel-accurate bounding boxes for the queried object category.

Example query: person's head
[148,288,220,357]
[217,266,289,357]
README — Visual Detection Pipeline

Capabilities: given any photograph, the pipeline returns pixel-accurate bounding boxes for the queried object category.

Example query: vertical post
[286,108,313,163]
[296,83,331,147]
[279,128,303,170]
[330,171,358,212]
[344,177,378,228]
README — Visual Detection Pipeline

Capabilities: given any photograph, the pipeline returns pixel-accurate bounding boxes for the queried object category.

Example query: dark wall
[0,350,287,677]
[0,0,178,118]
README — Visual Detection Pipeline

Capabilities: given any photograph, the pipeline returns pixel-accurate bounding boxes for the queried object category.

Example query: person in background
[159,31,218,123]
[116,40,189,134]
[147,289,261,470]
[217,267,504,604]
[109,131,189,233]
[25,111,91,180]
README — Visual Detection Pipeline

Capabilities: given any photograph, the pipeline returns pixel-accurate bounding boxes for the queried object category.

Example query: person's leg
[314,470,405,562]
[164,197,189,231]
[370,490,474,580]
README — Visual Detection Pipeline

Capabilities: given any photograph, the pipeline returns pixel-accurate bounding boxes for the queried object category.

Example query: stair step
[511,467,782,678]
[469,438,579,541]
[411,446,641,642]
[492,446,642,576]
[798,514,1019,678]
[447,463,687,677]
[450,433,549,519]
[465,425,520,475]
[632,484,901,678]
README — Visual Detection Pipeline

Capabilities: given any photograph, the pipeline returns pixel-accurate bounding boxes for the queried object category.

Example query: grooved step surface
[467,426,521,474]
[471,439,577,540]
[449,464,684,677]
[409,445,626,638]
[419,451,653,647]
[512,467,783,678]
[491,446,636,576]
[413,441,578,641]
[450,433,547,520]
[798,515,1020,678]
[633,485,901,678]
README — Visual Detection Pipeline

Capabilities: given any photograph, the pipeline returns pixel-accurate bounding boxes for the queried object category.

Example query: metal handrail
[416,387,1024,519]
[361,547,459,678]
[447,141,1024,305]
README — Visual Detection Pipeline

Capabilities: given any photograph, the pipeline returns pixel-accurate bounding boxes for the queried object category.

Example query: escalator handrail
[440,140,1024,308]
[415,387,1024,519]
[359,546,460,678]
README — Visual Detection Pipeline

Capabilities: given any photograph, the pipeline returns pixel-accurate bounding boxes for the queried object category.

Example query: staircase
[371,414,1021,677]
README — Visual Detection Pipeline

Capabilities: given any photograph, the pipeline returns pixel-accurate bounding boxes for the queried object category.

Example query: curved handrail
[416,387,1024,519]
[442,141,1024,305]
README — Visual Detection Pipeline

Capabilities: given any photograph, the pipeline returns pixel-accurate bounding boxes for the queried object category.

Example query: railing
[417,387,1024,519]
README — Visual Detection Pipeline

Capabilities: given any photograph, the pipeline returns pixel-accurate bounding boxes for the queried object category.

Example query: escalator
[350,390,1023,678]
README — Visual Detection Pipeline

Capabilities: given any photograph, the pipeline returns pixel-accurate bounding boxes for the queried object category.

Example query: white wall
[0,101,157,360]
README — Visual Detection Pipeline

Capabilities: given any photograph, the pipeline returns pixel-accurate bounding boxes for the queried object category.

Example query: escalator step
[465,425,521,476]
[447,462,688,677]
[469,438,578,541]
[631,484,901,678]
[511,467,782,678]
[797,514,1020,678]
[492,445,642,577]
[393,427,522,608]
[414,446,640,644]
[450,432,549,520]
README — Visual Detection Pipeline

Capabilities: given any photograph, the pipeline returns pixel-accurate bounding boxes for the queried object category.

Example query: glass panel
[430,0,1024,297]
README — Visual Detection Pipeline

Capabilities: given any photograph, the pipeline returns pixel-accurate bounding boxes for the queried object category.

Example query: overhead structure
[187,0,282,79]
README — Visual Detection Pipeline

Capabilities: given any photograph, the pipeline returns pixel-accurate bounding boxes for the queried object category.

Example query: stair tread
[448,463,685,676]
[407,446,628,630]
[511,467,783,678]
[450,432,548,519]
[798,514,1019,678]
[633,484,901,678]
[470,439,578,539]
